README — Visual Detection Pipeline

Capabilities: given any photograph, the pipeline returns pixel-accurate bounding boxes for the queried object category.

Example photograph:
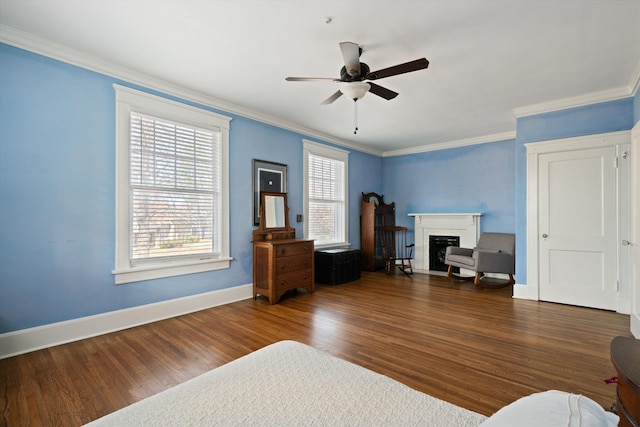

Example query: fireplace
[408,213,482,272]
[429,235,459,272]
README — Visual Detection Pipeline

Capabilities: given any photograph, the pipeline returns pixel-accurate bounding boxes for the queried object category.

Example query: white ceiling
[1,0,639,155]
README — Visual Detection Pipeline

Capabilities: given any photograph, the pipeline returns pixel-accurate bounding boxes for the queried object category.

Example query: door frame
[631,121,640,337]
[525,130,631,311]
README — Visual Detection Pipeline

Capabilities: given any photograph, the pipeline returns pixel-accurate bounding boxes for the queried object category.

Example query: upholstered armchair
[444,232,515,288]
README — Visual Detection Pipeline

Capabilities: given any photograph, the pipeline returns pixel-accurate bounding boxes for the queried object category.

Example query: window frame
[113,85,232,284]
[302,139,350,249]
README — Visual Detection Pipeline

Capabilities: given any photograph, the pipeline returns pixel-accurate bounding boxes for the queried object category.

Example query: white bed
[85,340,618,426]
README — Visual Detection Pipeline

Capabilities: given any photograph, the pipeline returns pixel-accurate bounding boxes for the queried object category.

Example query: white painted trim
[630,121,640,337]
[630,58,640,96]
[524,130,631,153]
[512,283,538,300]
[514,56,639,118]
[383,131,516,157]
[513,88,632,118]
[0,24,382,157]
[618,296,631,316]
[525,130,631,311]
[526,143,541,304]
[0,284,253,359]
[632,315,640,338]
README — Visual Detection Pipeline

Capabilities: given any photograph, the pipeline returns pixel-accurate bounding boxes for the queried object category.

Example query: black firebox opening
[429,235,460,272]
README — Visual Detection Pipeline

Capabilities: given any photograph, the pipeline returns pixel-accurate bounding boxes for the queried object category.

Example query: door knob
[542,233,548,238]
[622,240,631,246]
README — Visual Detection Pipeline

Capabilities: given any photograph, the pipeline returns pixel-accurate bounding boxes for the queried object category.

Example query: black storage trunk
[314,249,361,285]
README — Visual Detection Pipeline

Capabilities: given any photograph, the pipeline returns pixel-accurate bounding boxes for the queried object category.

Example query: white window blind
[308,154,345,243]
[130,113,220,261]
[303,140,349,248]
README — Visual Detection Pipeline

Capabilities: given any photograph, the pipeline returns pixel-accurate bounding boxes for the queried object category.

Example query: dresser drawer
[275,270,313,291]
[276,254,313,274]
[275,241,313,258]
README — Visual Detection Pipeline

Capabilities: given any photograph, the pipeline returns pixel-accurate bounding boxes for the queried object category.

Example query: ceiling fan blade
[365,58,429,80]
[286,77,340,82]
[339,41,361,77]
[321,90,343,105]
[368,83,398,100]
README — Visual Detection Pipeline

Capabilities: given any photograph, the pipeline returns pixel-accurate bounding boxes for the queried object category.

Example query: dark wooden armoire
[361,192,395,271]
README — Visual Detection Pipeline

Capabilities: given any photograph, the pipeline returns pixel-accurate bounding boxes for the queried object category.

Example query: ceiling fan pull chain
[354,100,358,134]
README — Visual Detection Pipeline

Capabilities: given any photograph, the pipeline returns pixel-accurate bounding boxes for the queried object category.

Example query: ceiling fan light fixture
[340,82,370,101]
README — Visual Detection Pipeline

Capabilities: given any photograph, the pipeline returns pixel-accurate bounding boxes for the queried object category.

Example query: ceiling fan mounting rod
[354,100,359,135]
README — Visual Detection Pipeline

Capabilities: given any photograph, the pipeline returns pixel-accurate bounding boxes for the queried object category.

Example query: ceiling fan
[286,41,429,105]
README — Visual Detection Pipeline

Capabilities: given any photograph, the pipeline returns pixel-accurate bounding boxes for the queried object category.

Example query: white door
[538,146,618,310]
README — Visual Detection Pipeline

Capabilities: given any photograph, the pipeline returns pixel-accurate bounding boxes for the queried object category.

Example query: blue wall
[514,98,635,283]
[381,140,516,241]
[0,43,382,333]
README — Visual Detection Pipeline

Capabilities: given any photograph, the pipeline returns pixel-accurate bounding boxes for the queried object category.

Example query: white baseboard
[512,283,539,300]
[632,313,640,339]
[0,284,253,359]
[617,296,631,315]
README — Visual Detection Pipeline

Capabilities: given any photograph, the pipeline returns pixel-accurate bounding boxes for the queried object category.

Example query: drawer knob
[281,280,286,285]
[304,246,309,251]
[280,249,286,255]
[281,264,286,269]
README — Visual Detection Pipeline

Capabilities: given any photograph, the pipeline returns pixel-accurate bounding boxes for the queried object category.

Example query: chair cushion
[473,251,515,274]
[445,254,476,268]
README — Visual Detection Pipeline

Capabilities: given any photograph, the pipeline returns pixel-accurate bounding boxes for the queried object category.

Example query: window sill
[314,243,351,251]
[112,257,232,284]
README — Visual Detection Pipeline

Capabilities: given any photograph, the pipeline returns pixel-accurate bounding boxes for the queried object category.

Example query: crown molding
[383,131,517,157]
[0,25,383,156]
[512,87,632,118]
[514,57,640,118]
[630,57,640,96]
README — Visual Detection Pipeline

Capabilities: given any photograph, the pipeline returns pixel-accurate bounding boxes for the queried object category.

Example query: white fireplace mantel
[408,213,482,272]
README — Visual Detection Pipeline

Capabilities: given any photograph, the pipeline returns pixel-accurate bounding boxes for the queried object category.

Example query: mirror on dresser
[253,192,295,241]
[263,194,285,228]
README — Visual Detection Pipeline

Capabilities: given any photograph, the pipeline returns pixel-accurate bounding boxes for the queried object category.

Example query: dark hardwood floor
[1,271,632,426]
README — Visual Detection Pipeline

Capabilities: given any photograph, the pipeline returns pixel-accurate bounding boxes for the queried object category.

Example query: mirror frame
[253,191,295,241]
[261,192,288,230]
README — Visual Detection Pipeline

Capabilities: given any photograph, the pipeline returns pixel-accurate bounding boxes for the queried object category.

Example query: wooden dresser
[253,239,314,304]
[610,336,640,427]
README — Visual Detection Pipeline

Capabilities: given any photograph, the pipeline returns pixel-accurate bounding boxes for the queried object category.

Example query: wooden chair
[381,226,414,275]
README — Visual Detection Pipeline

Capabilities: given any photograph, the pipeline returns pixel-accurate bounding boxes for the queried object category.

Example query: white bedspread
[85,340,487,426]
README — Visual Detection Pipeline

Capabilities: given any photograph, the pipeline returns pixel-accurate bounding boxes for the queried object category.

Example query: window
[303,140,349,248]
[113,85,231,284]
